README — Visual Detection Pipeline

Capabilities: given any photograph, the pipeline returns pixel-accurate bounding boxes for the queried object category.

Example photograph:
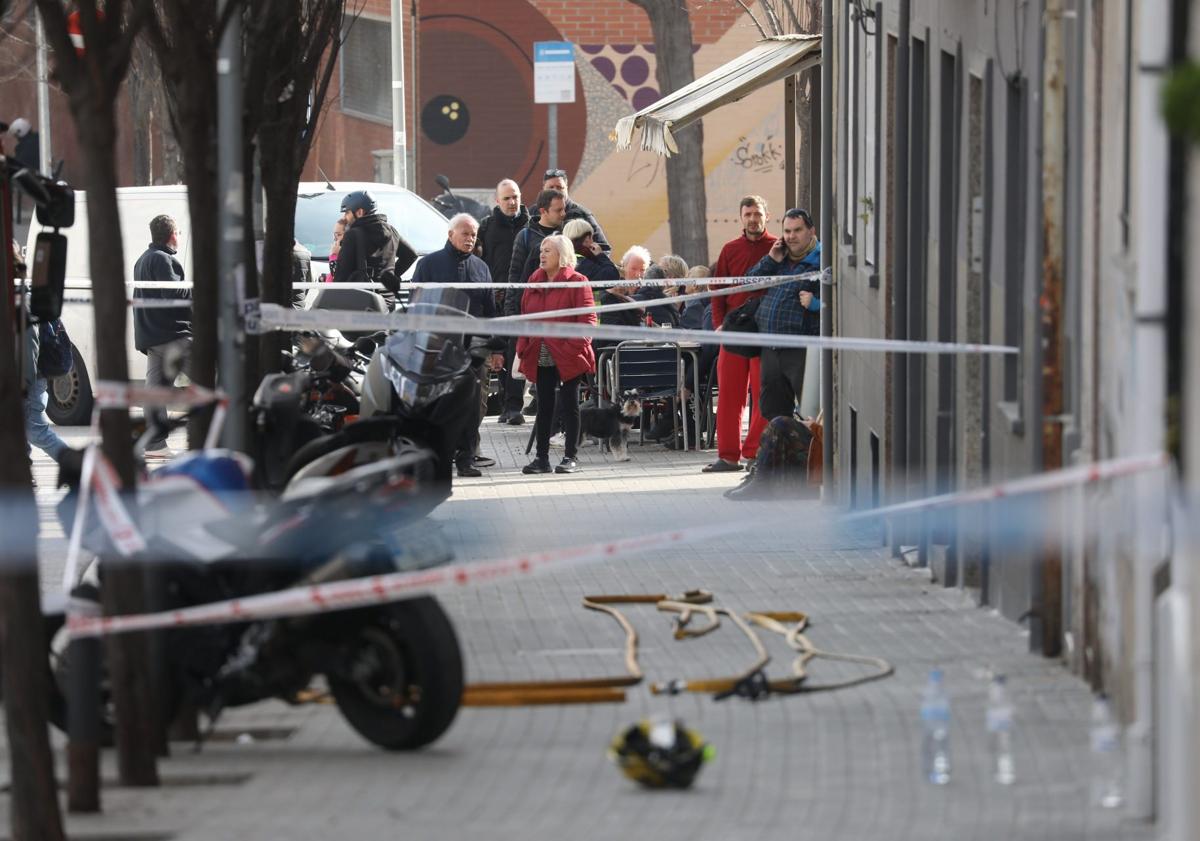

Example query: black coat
[576,250,620,282]
[333,212,402,284]
[504,219,559,316]
[133,243,191,352]
[633,283,680,327]
[477,205,529,283]
[412,241,497,319]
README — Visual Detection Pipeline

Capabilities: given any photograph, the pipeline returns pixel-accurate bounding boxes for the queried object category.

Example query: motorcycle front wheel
[327,596,463,751]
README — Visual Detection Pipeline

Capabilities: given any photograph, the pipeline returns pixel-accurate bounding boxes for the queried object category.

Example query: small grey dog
[579,392,642,462]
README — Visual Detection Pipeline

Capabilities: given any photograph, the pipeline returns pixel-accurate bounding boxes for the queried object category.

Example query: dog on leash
[579,392,641,462]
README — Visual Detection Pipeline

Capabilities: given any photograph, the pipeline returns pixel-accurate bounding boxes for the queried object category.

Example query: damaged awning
[614,34,822,157]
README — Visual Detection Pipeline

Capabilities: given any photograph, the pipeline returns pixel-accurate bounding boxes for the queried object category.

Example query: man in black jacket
[334,190,406,306]
[541,169,610,252]
[133,214,191,457]
[413,213,505,477]
[476,179,529,424]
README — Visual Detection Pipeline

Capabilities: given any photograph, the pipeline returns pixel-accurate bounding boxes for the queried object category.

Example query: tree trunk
[631,0,709,266]
[74,105,160,788]
[129,38,155,186]
[0,183,65,841]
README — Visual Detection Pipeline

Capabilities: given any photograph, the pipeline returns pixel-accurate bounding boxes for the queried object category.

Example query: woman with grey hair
[516,235,597,475]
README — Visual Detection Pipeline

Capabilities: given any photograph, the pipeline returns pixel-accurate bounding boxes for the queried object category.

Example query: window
[341,16,391,123]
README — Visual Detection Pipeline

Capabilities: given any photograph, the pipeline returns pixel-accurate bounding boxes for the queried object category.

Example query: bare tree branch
[734,0,770,38]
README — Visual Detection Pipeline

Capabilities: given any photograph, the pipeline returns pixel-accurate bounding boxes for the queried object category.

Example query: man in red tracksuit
[703,196,777,473]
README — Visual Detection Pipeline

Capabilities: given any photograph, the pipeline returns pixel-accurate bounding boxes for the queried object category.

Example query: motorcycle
[41,293,490,751]
[430,174,488,222]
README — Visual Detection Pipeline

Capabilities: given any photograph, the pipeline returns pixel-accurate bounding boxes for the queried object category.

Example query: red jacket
[710,231,778,329]
[517,266,597,382]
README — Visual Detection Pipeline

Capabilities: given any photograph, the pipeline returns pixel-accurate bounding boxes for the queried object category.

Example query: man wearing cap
[541,169,610,253]
[333,190,402,297]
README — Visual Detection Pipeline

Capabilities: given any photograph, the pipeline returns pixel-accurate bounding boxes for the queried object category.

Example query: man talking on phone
[744,208,822,422]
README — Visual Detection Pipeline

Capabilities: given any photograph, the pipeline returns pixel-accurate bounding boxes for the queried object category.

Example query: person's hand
[488,353,505,372]
[799,290,814,309]
[587,240,603,257]
[769,239,786,261]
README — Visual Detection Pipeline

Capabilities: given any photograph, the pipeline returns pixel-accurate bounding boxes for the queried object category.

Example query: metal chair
[611,341,693,449]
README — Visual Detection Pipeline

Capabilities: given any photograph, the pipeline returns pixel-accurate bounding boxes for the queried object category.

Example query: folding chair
[610,341,688,449]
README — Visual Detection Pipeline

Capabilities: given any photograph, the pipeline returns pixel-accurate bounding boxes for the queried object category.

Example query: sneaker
[472,455,497,468]
[456,462,483,478]
[724,475,772,500]
[646,417,675,442]
[702,459,743,474]
[522,457,553,475]
[497,411,514,424]
[523,400,539,416]
[143,445,176,461]
[549,432,566,449]
[554,457,579,474]
[506,413,525,426]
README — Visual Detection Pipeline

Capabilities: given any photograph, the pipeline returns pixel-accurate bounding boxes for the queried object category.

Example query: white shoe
[143,445,177,461]
[549,433,566,449]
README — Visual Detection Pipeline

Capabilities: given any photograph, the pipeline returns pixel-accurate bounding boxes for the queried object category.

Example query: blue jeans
[24,377,67,462]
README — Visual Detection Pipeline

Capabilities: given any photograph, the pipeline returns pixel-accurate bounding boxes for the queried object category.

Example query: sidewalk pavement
[2,418,1152,840]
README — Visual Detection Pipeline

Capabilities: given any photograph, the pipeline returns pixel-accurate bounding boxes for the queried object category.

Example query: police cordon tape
[66,518,764,638]
[250,302,1019,357]
[115,270,827,290]
[496,275,796,322]
[838,452,1172,525]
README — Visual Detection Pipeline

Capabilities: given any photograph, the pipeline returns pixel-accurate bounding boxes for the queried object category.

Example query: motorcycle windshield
[383,287,473,385]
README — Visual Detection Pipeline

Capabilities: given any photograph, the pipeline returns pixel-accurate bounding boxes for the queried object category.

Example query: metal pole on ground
[890,0,911,550]
[217,0,246,452]
[819,0,834,500]
[35,9,52,176]
[390,0,408,188]
[548,103,558,171]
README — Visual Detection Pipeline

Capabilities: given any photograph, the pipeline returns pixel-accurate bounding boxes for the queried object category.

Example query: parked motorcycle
[430,174,488,222]
[40,293,490,752]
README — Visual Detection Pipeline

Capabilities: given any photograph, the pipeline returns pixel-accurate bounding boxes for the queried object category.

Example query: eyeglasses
[784,208,814,226]
[544,169,567,180]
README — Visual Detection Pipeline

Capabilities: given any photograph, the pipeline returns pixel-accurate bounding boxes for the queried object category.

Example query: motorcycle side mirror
[353,336,377,357]
[434,174,452,193]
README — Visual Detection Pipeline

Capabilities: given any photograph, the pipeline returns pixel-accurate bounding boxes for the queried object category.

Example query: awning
[614,35,822,157]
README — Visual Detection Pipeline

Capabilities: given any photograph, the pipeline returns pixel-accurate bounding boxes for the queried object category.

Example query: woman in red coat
[517,234,597,474]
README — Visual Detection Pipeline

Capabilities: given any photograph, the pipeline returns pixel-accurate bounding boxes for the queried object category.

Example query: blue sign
[534,41,576,104]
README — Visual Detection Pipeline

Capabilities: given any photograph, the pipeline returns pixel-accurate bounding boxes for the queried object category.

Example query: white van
[27,182,451,425]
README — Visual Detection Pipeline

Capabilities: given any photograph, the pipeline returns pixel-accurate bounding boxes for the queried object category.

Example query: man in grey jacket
[133,214,191,458]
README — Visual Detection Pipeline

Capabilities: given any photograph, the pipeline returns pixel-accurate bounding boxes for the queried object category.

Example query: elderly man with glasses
[745,208,823,423]
[540,168,611,253]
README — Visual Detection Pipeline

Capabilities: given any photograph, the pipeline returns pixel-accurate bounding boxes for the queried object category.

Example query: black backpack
[37,318,75,378]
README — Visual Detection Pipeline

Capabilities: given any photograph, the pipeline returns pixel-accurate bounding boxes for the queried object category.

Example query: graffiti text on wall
[731,135,784,173]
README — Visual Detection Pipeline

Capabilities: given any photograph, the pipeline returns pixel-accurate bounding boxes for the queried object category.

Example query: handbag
[720,296,762,358]
[37,318,75,379]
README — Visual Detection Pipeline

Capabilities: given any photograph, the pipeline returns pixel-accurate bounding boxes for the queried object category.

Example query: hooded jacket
[516,266,597,382]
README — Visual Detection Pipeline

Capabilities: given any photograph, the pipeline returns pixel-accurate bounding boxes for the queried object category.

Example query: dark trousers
[535,366,581,460]
[455,362,490,465]
[500,338,527,414]
[758,347,807,422]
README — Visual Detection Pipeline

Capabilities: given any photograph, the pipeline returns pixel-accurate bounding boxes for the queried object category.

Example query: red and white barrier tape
[111,271,826,291]
[839,452,1172,525]
[66,518,761,638]
[95,380,225,410]
[251,302,1017,357]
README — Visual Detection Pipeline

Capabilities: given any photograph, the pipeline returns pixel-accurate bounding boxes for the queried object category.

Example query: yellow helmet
[608,718,714,789]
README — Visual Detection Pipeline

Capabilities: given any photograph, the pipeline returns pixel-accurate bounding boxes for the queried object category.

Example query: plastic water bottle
[920,668,951,784]
[1090,694,1123,808]
[986,674,1016,785]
